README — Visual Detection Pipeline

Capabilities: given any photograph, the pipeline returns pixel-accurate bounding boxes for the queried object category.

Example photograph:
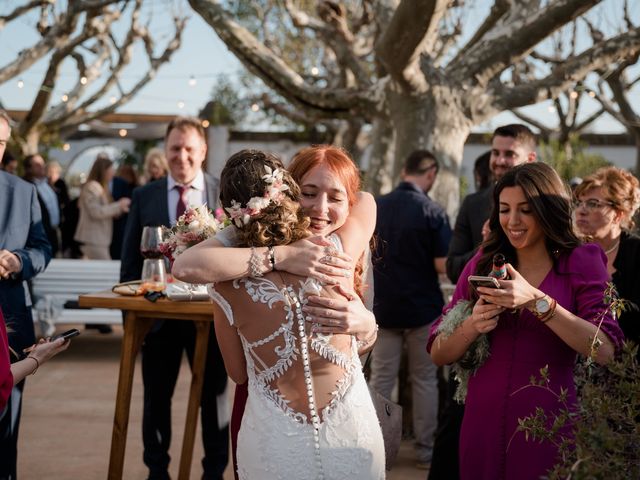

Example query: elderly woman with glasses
[574,166,640,359]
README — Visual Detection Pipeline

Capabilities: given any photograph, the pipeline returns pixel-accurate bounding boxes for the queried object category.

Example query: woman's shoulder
[83,180,104,195]
[557,243,607,276]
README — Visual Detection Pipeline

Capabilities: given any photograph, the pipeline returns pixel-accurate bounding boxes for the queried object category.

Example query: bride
[208,150,385,479]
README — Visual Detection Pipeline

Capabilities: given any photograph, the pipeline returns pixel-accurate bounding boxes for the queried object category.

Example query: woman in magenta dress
[428,163,624,480]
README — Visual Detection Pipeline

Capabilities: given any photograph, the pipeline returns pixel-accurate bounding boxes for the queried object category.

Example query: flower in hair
[225,166,290,228]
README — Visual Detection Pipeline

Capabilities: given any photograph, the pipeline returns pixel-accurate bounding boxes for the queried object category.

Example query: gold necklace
[604,240,620,255]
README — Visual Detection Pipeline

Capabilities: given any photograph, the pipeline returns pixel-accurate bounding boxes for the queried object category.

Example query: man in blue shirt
[371,149,452,469]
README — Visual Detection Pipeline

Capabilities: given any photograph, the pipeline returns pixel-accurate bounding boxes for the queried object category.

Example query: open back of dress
[209,272,385,480]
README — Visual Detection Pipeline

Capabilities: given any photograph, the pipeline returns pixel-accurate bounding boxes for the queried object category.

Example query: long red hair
[288,145,366,298]
[288,145,361,208]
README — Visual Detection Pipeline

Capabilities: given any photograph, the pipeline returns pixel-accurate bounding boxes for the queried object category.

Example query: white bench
[31,259,123,331]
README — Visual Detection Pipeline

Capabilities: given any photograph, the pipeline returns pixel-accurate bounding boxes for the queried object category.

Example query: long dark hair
[475,163,581,276]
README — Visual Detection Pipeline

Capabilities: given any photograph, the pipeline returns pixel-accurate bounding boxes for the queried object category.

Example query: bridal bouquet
[159,205,229,262]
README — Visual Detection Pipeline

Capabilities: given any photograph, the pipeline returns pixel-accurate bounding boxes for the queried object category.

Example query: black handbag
[364,351,403,470]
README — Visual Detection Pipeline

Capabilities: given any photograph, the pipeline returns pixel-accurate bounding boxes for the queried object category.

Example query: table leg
[108,312,155,480]
[178,320,211,480]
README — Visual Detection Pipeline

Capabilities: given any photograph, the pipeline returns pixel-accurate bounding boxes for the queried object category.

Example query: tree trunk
[16,129,41,157]
[387,86,472,219]
[364,118,396,195]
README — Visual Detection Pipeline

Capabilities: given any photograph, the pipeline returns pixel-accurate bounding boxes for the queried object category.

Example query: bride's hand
[302,284,375,336]
[277,236,352,284]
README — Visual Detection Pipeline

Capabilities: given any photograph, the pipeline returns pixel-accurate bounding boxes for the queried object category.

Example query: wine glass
[140,226,163,259]
[141,259,167,292]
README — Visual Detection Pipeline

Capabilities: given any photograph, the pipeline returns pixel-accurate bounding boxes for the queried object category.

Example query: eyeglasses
[573,199,615,211]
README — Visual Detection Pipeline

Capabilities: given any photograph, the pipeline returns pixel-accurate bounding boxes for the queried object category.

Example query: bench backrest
[32,259,121,298]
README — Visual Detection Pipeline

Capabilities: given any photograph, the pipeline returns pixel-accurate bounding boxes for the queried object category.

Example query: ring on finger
[324,246,337,256]
[321,255,332,264]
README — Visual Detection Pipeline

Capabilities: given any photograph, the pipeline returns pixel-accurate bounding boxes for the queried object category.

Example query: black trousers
[0,380,24,480]
[428,374,464,480]
[141,320,229,480]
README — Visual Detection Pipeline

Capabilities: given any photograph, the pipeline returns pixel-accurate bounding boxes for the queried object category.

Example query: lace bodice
[210,275,360,423]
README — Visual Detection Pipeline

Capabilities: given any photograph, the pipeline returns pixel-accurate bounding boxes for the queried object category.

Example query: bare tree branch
[497,26,640,110]
[0,0,122,84]
[57,12,187,130]
[284,1,372,88]
[511,108,551,136]
[0,0,51,29]
[375,0,448,91]
[450,0,511,64]
[188,0,378,118]
[449,0,600,86]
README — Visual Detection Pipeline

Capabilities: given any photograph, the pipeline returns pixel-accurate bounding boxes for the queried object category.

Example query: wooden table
[78,291,214,480]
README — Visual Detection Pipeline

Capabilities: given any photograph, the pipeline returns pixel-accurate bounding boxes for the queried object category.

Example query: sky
[0,0,637,134]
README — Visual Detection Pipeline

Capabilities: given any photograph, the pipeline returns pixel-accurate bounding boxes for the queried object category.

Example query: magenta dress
[428,244,624,480]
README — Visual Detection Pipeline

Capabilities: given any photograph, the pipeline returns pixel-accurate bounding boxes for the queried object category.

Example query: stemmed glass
[140,226,163,259]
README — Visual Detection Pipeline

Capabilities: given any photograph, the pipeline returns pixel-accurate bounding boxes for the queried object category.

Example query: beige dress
[74,180,122,259]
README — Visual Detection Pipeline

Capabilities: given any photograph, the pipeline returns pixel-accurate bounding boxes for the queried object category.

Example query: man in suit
[0,109,52,479]
[120,116,228,480]
[445,124,537,284]
[371,150,451,470]
[430,124,537,480]
[23,154,61,258]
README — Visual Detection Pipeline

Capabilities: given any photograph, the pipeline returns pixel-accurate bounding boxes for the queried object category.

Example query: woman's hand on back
[277,236,352,285]
[303,284,375,336]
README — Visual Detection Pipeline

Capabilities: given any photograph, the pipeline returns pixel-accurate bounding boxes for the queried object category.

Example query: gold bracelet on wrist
[27,356,40,375]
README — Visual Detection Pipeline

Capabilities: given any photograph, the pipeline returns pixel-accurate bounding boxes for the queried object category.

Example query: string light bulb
[547,105,555,112]
[251,103,259,112]
[177,101,185,109]
[62,143,70,151]
[80,76,88,85]
[188,75,197,87]
[588,91,596,98]
[310,67,319,76]
[569,91,578,99]
[61,94,69,102]
[118,129,127,137]
[201,120,210,128]
[109,96,117,104]
[17,79,24,89]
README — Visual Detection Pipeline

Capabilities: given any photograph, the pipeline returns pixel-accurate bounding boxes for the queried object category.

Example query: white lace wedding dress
[208,254,385,479]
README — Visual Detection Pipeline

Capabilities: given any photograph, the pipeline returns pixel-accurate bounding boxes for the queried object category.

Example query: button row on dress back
[287,285,324,480]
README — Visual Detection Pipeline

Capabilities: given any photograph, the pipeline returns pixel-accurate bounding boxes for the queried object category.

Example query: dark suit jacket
[446,186,492,284]
[0,171,52,351]
[120,173,220,283]
[110,176,135,260]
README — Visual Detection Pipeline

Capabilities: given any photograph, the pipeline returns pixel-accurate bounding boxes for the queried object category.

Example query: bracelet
[539,298,558,323]
[248,247,264,278]
[356,324,379,349]
[27,356,40,375]
[268,246,276,271]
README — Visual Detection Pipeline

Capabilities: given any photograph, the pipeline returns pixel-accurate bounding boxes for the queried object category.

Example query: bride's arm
[172,192,374,285]
[172,235,352,284]
[212,302,247,384]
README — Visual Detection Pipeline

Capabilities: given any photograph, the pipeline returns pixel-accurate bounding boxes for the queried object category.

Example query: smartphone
[52,328,81,341]
[468,275,501,289]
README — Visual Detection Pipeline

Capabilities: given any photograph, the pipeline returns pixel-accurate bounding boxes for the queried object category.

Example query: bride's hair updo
[219,149,310,247]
